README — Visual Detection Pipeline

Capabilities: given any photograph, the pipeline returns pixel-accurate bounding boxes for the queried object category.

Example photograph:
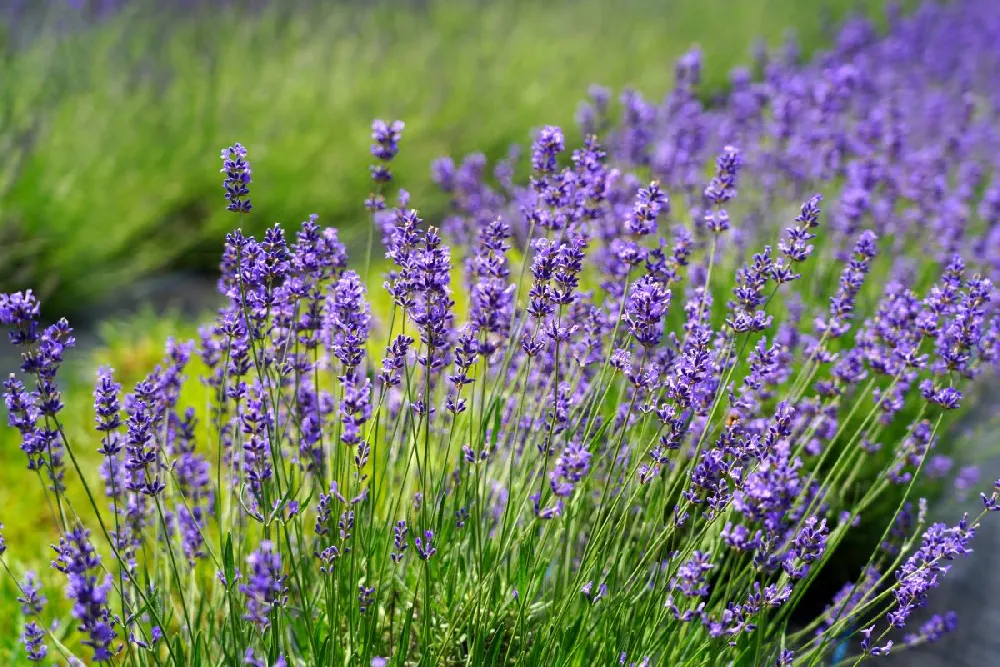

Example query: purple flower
[341,370,372,448]
[887,516,975,631]
[903,611,958,647]
[446,325,479,414]
[391,520,408,563]
[93,367,122,433]
[51,525,118,662]
[860,622,894,656]
[549,439,592,498]
[919,380,963,410]
[408,227,456,369]
[468,217,515,357]
[260,225,290,288]
[359,584,376,614]
[414,530,437,560]
[221,143,252,213]
[531,125,565,176]
[21,319,75,411]
[0,290,41,345]
[625,276,672,347]
[22,621,46,662]
[618,653,651,667]
[378,335,414,388]
[728,246,775,333]
[817,230,878,338]
[371,119,404,161]
[778,195,822,264]
[581,580,607,604]
[531,492,563,520]
[124,397,163,497]
[431,157,456,192]
[672,551,714,598]
[703,145,741,232]
[550,235,588,307]
[239,541,287,630]
[4,374,45,472]
[328,270,371,371]
[526,238,558,320]
[18,571,46,616]
[0,295,73,491]
[384,207,423,304]
[773,649,794,666]
[244,648,287,667]
[627,181,670,236]
[617,89,655,165]
[981,479,1000,512]
[240,390,273,501]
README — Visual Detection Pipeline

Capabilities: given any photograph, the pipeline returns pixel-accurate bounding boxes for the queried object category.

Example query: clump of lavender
[3,4,1000,665]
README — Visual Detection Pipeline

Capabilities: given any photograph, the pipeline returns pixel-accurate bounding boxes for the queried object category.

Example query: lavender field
[2,0,1000,665]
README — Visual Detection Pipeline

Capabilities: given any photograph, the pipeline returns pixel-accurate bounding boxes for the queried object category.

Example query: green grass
[0,0,900,317]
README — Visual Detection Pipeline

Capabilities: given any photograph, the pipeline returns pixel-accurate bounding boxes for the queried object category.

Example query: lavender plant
[3,2,1000,666]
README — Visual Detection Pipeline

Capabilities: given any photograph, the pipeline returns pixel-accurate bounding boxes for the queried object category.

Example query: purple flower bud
[93,367,122,433]
[378,335,413,388]
[414,530,437,560]
[221,143,252,213]
[704,145,741,207]
[359,584,376,614]
[390,520,408,563]
[371,119,404,162]
[625,276,672,347]
[627,181,670,236]
[531,125,565,176]
[22,619,47,662]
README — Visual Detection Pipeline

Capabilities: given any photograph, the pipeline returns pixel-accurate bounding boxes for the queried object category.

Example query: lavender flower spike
[51,525,118,662]
[94,367,122,433]
[239,540,288,630]
[370,119,404,183]
[221,143,252,213]
[19,572,47,662]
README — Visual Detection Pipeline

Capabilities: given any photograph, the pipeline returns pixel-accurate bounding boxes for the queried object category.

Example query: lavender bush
[3,1,1000,665]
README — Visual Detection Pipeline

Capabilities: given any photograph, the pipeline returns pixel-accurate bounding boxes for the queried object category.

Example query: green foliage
[0,0,897,316]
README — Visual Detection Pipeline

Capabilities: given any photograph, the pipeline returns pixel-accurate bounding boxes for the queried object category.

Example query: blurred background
[0,0,907,326]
